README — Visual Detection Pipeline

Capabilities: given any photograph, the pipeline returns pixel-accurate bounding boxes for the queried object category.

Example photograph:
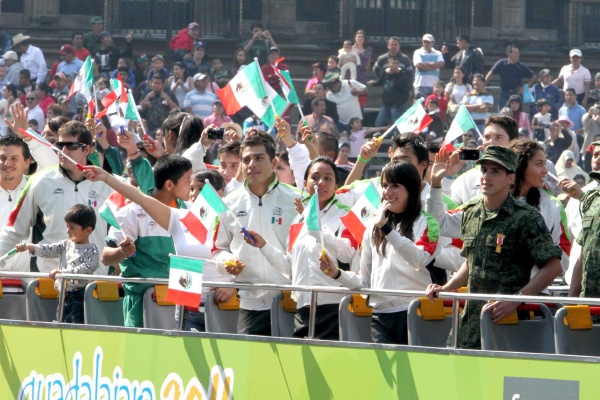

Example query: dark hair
[250,22,264,31]
[311,97,325,110]
[574,174,586,184]
[536,99,549,109]
[303,156,340,185]
[232,48,246,70]
[484,115,519,142]
[428,98,439,106]
[372,162,422,256]
[28,119,38,127]
[349,117,361,127]
[510,140,545,209]
[507,94,522,111]
[174,114,204,154]
[117,66,130,74]
[354,29,370,49]
[241,131,276,160]
[472,73,485,83]
[3,83,17,98]
[0,134,32,160]
[71,32,84,40]
[456,34,471,44]
[565,88,576,96]
[58,121,93,144]
[192,169,226,192]
[317,132,339,160]
[277,150,289,166]
[47,104,64,117]
[506,44,518,54]
[48,116,70,133]
[19,69,31,79]
[154,154,192,190]
[161,112,189,145]
[451,66,467,85]
[312,62,326,73]
[35,82,52,95]
[151,73,166,83]
[64,204,96,231]
[390,134,429,178]
[218,140,241,158]
[328,55,339,64]
[388,36,400,44]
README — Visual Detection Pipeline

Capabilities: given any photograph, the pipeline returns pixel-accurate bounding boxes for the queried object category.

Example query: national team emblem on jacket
[88,199,97,207]
[272,207,283,216]
[272,217,282,225]
[360,206,372,221]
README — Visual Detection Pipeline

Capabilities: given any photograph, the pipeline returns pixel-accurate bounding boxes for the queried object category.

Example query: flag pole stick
[19,128,85,170]
[0,244,25,263]
[254,58,279,119]
[313,185,326,255]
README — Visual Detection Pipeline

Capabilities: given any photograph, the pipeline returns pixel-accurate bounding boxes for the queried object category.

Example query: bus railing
[0,271,587,346]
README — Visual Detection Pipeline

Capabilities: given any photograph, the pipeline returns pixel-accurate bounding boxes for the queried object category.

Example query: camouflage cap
[592,141,600,147]
[322,71,341,85]
[476,145,517,172]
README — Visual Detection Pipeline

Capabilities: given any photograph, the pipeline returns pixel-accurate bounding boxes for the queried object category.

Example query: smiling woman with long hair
[321,161,440,344]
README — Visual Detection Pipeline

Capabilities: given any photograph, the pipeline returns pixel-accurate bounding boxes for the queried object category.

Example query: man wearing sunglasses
[24,91,44,129]
[0,121,113,275]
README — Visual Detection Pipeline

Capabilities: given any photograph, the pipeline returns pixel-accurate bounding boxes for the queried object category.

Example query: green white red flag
[166,255,204,307]
[340,181,381,243]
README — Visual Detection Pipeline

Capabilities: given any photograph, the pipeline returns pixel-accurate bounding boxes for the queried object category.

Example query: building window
[60,0,103,15]
[2,0,24,13]
[243,0,263,21]
[297,0,334,23]
[473,1,493,28]
[525,0,560,29]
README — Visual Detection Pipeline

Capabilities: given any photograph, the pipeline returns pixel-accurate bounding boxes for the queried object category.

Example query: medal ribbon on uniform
[496,233,505,253]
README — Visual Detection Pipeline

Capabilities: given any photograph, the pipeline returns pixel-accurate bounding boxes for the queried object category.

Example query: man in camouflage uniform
[426,146,562,349]
[569,140,600,299]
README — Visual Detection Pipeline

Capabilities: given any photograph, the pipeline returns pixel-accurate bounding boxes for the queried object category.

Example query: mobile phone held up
[459,149,480,161]
[207,128,225,140]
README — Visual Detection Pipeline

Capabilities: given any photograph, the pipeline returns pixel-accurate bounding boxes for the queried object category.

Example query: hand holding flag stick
[0,243,26,263]
[18,128,85,171]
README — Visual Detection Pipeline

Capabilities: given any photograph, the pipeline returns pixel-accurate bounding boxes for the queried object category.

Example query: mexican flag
[166,255,204,308]
[101,77,125,109]
[217,60,288,128]
[124,90,140,121]
[98,191,128,230]
[18,128,53,148]
[274,58,300,104]
[68,56,93,102]
[287,192,320,251]
[340,181,381,243]
[183,181,228,245]
[442,103,478,151]
[394,100,432,134]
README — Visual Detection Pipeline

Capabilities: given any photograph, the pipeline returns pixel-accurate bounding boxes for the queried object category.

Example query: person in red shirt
[169,22,201,61]
[261,46,287,95]
[35,82,56,116]
[71,32,90,61]
[424,80,448,123]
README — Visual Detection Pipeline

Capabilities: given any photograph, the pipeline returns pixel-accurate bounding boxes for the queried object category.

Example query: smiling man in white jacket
[212,130,300,335]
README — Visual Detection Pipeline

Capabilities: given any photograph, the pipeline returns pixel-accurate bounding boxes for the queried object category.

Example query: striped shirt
[183,89,217,119]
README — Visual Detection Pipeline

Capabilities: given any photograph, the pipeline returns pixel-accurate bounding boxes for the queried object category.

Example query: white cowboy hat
[11,33,31,48]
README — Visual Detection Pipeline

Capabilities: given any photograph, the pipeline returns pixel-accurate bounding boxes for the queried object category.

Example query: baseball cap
[53,72,67,80]
[152,54,164,62]
[476,145,517,173]
[58,44,74,55]
[194,41,205,49]
[570,49,582,58]
[188,22,200,29]
[90,16,104,24]
[2,50,17,61]
[193,73,207,82]
[539,69,551,77]
[422,34,435,42]
[268,46,279,54]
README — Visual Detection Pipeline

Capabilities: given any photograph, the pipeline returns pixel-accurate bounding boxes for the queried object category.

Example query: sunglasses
[26,97,36,100]
[55,141,87,151]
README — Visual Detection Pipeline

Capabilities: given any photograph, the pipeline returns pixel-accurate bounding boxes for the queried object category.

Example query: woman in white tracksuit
[244,156,359,340]
[320,161,440,344]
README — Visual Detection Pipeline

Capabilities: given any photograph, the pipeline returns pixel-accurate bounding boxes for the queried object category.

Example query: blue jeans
[375,100,411,127]
[415,86,433,99]
[175,309,205,331]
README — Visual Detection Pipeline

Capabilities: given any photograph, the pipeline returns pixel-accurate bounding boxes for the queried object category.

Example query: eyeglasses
[55,141,87,151]
[463,134,473,138]
[25,97,36,101]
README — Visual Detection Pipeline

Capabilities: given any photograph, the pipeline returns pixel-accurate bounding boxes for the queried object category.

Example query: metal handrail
[0,271,589,345]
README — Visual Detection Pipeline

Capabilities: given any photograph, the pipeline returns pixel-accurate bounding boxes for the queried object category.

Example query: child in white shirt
[338,40,361,80]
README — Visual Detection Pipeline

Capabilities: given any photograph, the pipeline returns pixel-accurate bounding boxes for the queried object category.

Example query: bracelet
[380,222,393,236]
[333,269,342,280]
[128,150,140,157]
[357,155,370,163]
